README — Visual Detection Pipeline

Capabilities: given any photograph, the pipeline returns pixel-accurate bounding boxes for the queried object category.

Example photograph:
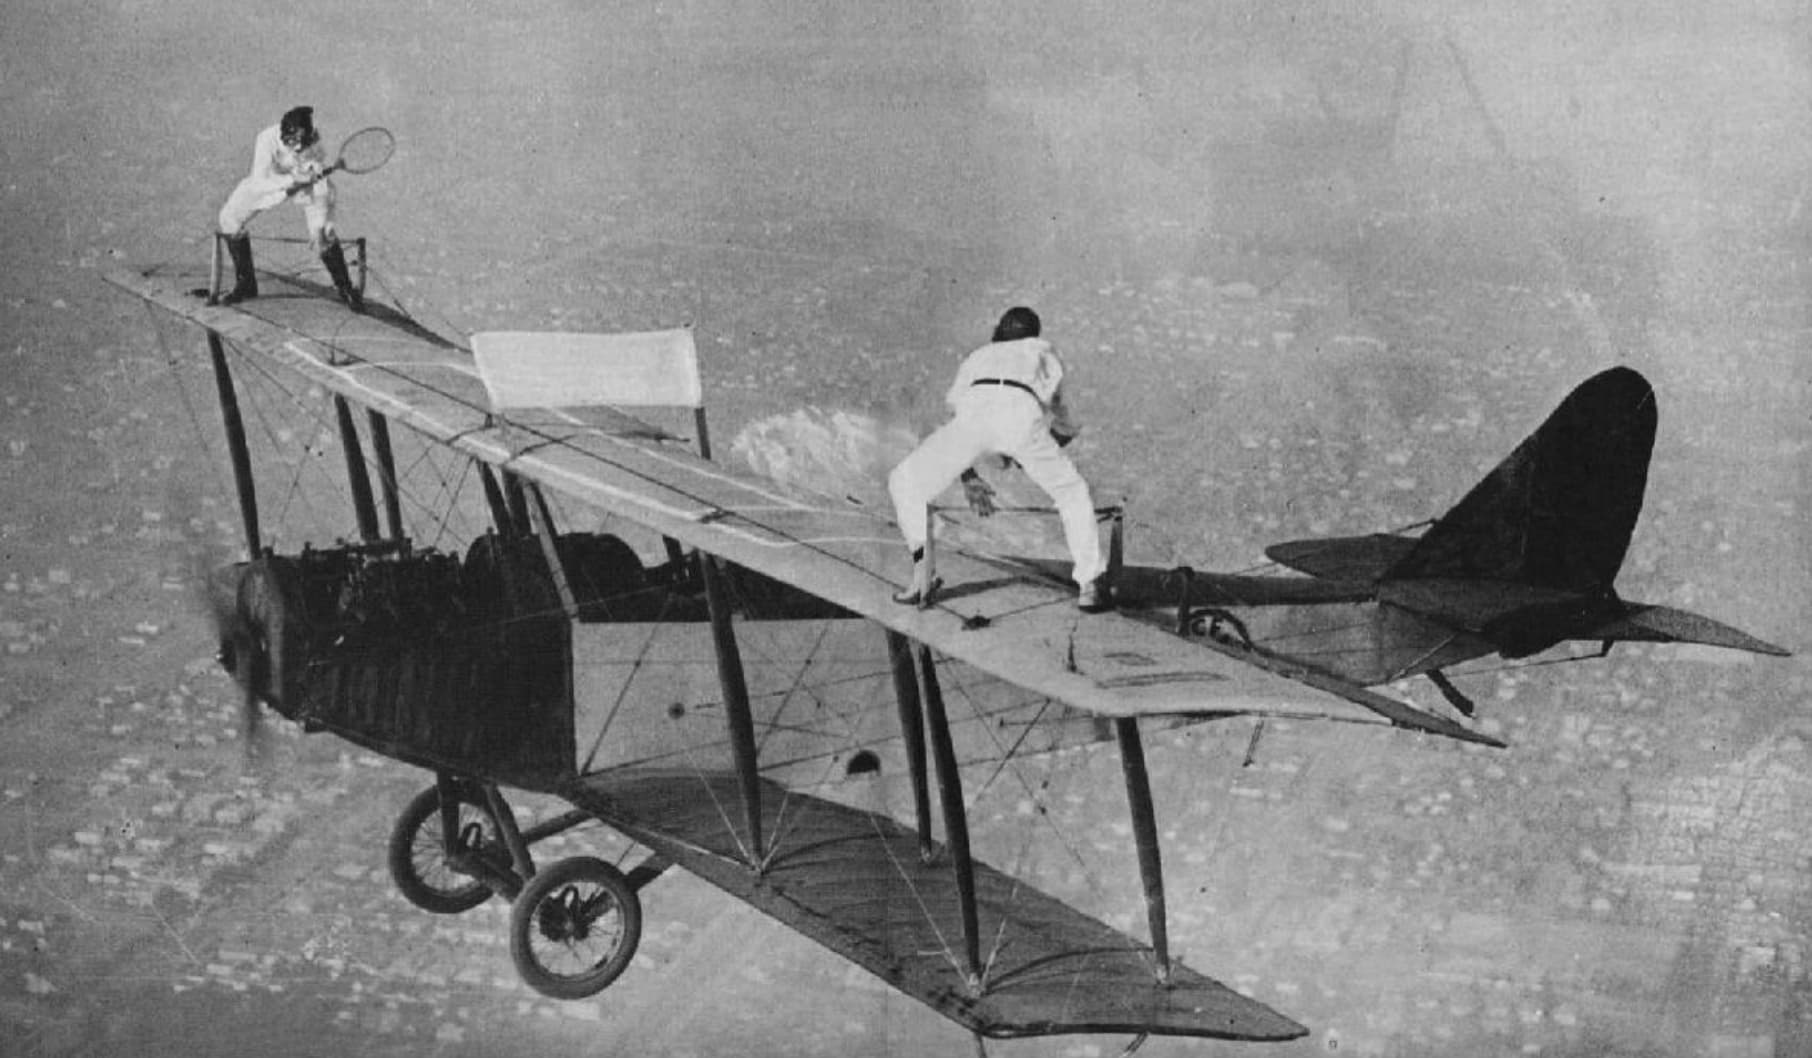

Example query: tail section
[1385,366,1655,594]
[1266,367,1786,673]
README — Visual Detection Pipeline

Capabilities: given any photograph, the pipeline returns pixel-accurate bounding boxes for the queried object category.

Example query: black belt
[972,378,1038,399]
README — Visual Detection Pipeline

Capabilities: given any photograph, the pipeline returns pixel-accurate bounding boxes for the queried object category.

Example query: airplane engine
[214,540,581,786]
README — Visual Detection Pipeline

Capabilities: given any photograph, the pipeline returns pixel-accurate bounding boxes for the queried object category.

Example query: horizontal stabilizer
[1265,533,1417,582]
[1586,603,1790,656]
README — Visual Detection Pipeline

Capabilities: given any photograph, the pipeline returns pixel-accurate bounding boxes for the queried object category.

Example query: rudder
[1385,367,1656,595]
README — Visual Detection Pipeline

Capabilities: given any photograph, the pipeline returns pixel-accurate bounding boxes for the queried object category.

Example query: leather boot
[320,240,364,313]
[219,234,258,304]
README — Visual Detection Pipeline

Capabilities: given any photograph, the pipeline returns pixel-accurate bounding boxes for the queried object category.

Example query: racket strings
[335,127,395,174]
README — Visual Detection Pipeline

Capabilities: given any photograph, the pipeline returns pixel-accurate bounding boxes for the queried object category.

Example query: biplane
[103,239,1786,1051]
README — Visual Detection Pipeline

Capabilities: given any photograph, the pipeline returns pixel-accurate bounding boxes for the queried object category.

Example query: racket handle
[291,163,340,193]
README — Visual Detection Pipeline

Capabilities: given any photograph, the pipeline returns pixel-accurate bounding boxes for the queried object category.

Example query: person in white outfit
[214,106,362,311]
[887,306,1110,611]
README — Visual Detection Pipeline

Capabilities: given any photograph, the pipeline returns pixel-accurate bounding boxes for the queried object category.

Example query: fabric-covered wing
[104,262,1498,745]
[563,769,1307,1041]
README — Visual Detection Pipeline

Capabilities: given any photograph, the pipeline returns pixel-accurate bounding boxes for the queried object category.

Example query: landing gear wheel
[387,783,504,914]
[509,856,642,999]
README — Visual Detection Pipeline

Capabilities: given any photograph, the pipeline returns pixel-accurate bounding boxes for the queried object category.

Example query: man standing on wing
[214,105,363,312]
[887,306,1110,612]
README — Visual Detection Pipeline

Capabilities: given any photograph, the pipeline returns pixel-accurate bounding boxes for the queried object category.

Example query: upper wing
[105,261,1500,747]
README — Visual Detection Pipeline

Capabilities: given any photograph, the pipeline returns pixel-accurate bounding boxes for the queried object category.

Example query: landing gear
[386,776,657,999]
[387,781,507,914]
[509,856,642,999]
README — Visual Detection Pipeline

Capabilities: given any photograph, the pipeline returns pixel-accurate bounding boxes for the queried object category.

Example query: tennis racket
[295,127,395,188]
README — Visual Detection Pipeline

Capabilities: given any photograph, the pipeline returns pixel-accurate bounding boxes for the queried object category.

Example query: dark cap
[992,306,1041,342]
[279,106,315,142]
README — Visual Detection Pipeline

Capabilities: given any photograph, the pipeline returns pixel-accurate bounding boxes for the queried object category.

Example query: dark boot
[219,234,258,304]
[320,240,364,313]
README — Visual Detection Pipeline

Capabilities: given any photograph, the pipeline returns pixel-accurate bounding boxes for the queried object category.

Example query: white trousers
[888,388,1104,588]
[218,179,337,243]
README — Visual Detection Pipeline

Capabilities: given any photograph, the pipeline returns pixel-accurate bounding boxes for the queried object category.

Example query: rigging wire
[147,304,239,524]
[191,330,490,553]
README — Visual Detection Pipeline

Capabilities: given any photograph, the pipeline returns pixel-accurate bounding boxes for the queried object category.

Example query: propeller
[180,532,271,756]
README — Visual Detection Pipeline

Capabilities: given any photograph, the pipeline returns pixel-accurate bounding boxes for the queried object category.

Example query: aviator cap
[280,106,316,147]
[992,306,1041,343]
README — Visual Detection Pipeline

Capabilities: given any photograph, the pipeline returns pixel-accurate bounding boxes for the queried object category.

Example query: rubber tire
[387,783,501,915]
[509,856,642,1000]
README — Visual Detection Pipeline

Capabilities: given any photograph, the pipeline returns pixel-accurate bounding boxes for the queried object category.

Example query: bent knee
[886,460,913,499]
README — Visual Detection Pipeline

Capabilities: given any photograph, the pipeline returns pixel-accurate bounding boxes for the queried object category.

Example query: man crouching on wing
[887,306,1110,612]
[213,105,363,312]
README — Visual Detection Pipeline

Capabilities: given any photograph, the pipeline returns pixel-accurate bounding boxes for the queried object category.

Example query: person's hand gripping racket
[290,127,395,193]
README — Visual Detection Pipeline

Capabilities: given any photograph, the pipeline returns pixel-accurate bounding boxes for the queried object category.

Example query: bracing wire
[576,623,666,775]
[147,304,239,519]
[771,644,970,983]
[191,330,491,555]
[940,658,1102,881]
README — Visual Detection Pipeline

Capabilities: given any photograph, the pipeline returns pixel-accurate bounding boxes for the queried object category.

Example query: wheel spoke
[389,783,499,915]
[510,857,642,998]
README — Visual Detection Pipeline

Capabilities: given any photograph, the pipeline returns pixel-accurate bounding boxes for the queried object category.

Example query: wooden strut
[1113,716,1171,984]
[924,505,937,597]
[366,411,404,540]
[477,464,511,534]
[700,551,765,866]
[691,406,714,462]
[206,331,261,556]
[884,630,935,860]
[1105,505,1124,581]
[658,406,717,574]
[208,234,225,306]
[501,471,532,536]
[478,780,537,883]
[915,644,984,993]
[522,483,581,620]
[333,395,380,542]
[434,771,466,862]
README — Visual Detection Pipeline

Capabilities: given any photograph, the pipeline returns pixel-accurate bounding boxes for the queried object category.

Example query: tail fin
[1386,367,1656,594]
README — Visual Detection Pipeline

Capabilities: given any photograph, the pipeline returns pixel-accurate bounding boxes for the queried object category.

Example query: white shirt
[946,337,1079,436]
[239,124,328,202]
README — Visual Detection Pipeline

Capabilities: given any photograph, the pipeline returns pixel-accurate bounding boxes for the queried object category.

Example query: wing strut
[502,471,533,535]
[702,552,766,865]
[333,395,381,542]
[915,645,984,993]
[1114,717,1171,983]
[205,331,261,557]
[523,483,581,619]
[477,464,511,533]
[884,630,935,860]
[366,411,404,540]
